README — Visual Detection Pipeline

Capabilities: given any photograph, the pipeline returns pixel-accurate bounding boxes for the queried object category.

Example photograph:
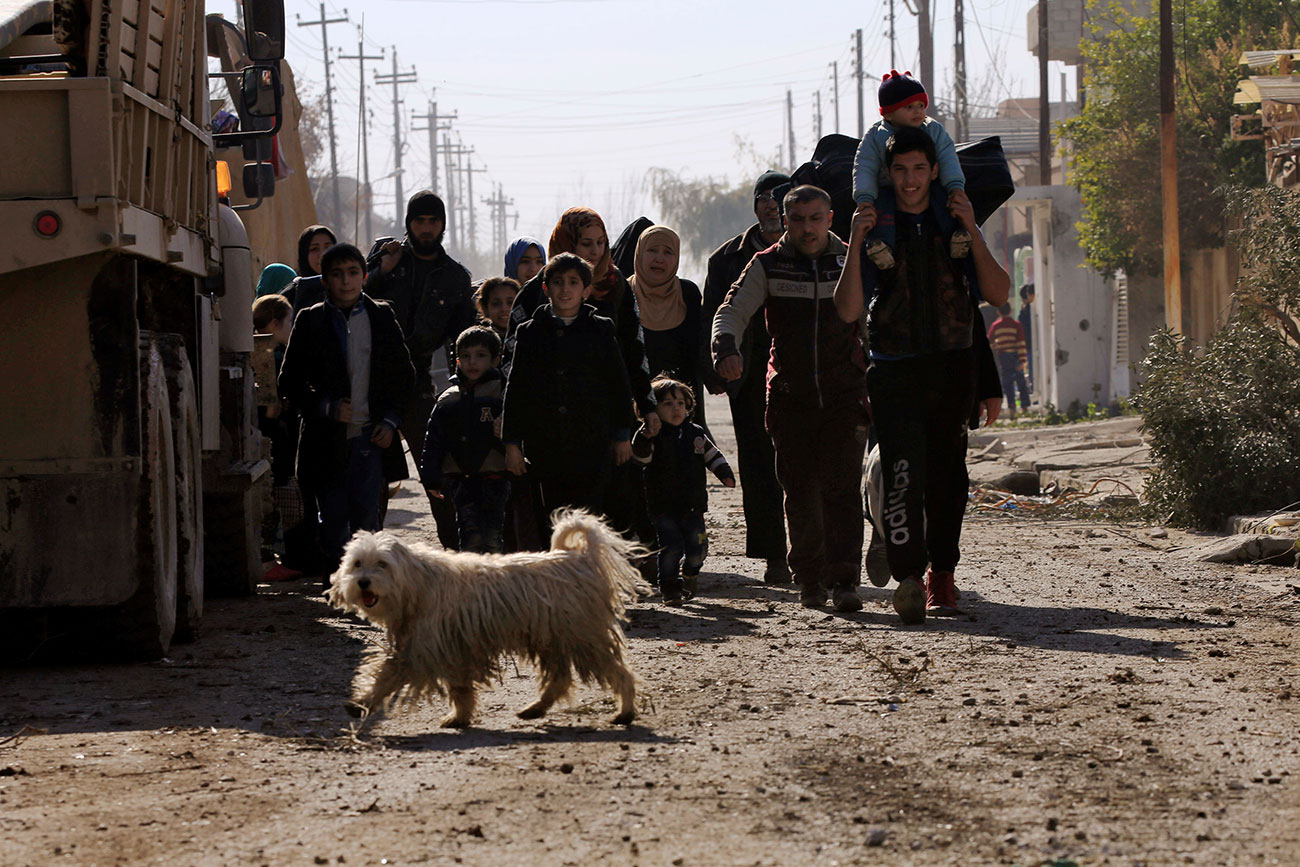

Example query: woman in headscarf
[628,224,707,432]
[256,263,297,298]
[283,224,338,312]
[503,237,546,285]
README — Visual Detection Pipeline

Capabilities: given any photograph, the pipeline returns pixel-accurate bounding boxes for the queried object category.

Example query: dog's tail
[549,509,645,610]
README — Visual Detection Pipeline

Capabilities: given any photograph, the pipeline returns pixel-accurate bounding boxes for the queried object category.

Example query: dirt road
[4,397,1300,866]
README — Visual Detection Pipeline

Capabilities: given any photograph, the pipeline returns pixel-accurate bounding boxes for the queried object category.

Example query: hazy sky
[216,0,1074,265]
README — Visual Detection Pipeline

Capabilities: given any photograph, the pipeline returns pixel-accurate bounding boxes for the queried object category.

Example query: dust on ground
[3,395,1300,866]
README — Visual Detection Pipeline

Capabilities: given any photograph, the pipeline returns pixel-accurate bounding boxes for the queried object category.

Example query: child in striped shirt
[631,377,735,605]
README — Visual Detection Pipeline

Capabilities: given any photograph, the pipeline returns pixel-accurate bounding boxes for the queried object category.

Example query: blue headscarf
[256,263,297,297]
[503,237,545,280]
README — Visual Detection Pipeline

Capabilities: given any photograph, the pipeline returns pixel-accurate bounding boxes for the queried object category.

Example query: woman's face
[640,241,678,284]
[574,225,607,268]
[306,231,334,275]
[515,246,545,284]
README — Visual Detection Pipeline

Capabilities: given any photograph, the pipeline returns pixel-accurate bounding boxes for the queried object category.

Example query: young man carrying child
[278,244,416,576]
[852,70,972,269]
[834,127,1010,625]
[631,376,735,605]
[419,326,510,553]
[502,253,636,529]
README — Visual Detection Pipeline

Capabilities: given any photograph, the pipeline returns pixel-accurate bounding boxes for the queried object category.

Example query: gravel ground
[3,396,1299,866]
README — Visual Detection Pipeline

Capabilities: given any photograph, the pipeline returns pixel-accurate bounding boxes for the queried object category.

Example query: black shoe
[682,575,698,601]
[865,530,891,588]
[800,585,828,608]
[832,585,863,612]
[763,558,793,585]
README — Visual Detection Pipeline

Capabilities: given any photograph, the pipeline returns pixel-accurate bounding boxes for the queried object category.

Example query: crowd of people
[252,70,1011,625]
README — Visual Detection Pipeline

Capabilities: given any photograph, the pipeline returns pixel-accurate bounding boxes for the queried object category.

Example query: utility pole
[375,48,418,228]
[296,3,349,227]
[855,29,864,137]
[814,90,823,141]
[412,95,456,196]
[338,26,382,244]
[1159,0,1181,332]
[916,0,933,98]
[954,0,967,141]
[786,89,797,170]
[831,61,840,133]
[464,154,488,257]
[439,140,473,251]
[889,0,897,69]
[484,184,514,256]
[1037,0,1050,185]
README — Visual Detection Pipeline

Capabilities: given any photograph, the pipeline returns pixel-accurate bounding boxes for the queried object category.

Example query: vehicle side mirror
[242,0,285,61]
[241,65,280,119]
[243,163,277,200]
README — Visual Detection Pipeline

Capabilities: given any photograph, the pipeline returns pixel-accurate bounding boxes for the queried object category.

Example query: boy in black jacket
[278,244,416,575]
[631,377,735,605]
[502,253,636,529]
[420,326,509,553]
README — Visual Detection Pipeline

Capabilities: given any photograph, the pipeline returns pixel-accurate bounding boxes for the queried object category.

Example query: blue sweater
[852,116,965,205]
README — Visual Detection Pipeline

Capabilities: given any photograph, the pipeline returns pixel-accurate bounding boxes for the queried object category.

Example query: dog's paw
[516,702,548,720]
[440,713,472,728]
[612,710,636,726]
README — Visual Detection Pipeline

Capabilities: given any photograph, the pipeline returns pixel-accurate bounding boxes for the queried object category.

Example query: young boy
[420,326,510,553]
[501,253,635,528]
[630,377,735,605]
[988,304,1030,419]
[852,70,971,269]
[278,244,415,576]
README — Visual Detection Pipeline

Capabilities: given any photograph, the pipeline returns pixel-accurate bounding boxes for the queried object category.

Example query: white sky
[215,0,1076,260]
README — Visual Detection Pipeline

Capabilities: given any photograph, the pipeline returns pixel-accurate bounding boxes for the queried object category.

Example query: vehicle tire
[113,337,179,659]
[158,335,203,643]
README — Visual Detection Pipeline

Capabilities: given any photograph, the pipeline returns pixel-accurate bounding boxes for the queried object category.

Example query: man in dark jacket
[365,191,475,548]
[279,244,416,576]
[713,185,870,613]
[700,170,791,585]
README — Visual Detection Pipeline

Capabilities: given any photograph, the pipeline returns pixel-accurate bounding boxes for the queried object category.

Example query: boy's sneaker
[926,569,960,615]
[950,230,973,259]
[865,240,896,270]
[800,584,828,609]
[865,530,891,587]
[662,589,684,607]
[892,576,927,625]
[682,575,698,602]
[832,584,863,613]
[763,558,792,584]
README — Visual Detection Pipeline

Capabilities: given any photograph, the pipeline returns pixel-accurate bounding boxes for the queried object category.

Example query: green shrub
[1135,320,1300,528]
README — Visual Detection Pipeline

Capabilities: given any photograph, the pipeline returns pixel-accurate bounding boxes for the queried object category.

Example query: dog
[328,509,641,728]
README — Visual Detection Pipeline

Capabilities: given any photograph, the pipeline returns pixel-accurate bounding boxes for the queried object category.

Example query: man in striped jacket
[988,304,1030,419]
[711,185,871,614]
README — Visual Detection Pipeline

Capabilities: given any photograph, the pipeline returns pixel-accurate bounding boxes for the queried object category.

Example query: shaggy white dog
[328,510,641,728]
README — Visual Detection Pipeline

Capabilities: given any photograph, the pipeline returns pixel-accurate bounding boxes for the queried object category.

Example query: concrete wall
[1014,185,1116,409]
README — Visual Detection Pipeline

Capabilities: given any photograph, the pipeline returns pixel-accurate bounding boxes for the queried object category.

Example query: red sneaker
[926,569,960,615]
[263,563,303,582]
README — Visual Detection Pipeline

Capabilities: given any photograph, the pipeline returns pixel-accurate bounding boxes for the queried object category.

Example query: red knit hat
[878,70,928,116]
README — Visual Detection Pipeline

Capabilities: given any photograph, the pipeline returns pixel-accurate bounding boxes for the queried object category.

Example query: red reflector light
[34,211,61,237]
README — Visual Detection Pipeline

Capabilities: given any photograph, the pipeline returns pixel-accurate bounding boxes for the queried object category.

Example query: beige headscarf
[628,225,686,332]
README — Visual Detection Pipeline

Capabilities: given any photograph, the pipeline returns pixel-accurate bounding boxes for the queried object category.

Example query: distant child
[852,70,971,269]
[253,293,301,579]
[476,276,520,342]
[420,326,510,553]
[631,377,735,605]
[988,304,1030,419]
[502,253,636,528]
[278,243,415,575]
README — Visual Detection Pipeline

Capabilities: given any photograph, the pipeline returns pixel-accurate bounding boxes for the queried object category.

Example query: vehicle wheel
[158,335,203,643]
[113,337,178,659]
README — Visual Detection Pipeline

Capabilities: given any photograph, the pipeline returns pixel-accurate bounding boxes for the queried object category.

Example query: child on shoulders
[631,377,735,605]
[852,70,972,269]
[420,325,510,553]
